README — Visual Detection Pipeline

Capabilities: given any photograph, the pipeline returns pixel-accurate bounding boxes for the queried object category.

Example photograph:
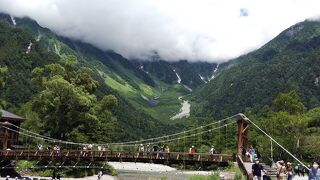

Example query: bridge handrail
[0,149,232,155]
[0,149,233,162]
[237,155,252,180]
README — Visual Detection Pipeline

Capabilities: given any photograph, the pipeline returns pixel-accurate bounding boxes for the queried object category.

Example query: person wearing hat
[252,158,266,180]
[286,162,293,180]
[209,145,217,161]
[138,144,144,158]
[276,160,287,180]
[309,162,320,180]
[210,145,217,155]
[189,145,196,160]
[146,144,151,159]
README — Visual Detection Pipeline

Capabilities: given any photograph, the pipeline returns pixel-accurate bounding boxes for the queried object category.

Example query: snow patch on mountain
[199,74,208,83]
[209,64,220,81]
[10,16,16,26]
[173,69,181,84]
[54,43,60,55]
[26,41,33,54]
[315,77,319,87]
[139,65,149,74]
[183,85,192,92]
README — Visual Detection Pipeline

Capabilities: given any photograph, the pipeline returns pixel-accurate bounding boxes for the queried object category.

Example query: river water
[8,163,222,180]
[170,97,191,120]
[110,162,222,180]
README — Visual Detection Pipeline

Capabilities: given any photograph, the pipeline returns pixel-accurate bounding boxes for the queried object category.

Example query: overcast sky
[0,0,320,62]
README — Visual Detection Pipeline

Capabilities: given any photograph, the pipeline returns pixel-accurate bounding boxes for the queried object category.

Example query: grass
[104,71,189,121]
[16,160,53,177]
[139,83,155,96]
[188,162,245,180]
[189,173,220,180]
[128,83,189,121]
[220,162,246,180]
[105,75,135,94]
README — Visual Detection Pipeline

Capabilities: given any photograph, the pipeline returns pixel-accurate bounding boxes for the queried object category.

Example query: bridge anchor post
[236,114,250,160]
[1,122,10,151]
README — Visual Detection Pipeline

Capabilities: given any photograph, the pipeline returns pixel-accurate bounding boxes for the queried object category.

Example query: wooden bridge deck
[0,150,234,166]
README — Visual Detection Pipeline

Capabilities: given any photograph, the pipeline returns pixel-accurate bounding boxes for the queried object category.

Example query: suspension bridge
[0,113,309,179]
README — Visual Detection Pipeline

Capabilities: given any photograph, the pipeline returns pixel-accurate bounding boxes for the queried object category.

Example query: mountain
[0,13,185,141]
[3,14,222,122]
[132,59,218,87]
[192,20,320,118]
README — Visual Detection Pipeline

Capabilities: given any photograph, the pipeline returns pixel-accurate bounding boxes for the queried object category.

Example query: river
[111,162,221,180]
[171,97,191,120]
[9,162,235,180]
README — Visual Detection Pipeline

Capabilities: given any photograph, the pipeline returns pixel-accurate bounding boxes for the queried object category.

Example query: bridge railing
[237,154,252,180]
[0,149,233,163]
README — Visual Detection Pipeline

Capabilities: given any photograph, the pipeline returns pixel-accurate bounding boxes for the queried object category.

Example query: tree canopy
[249,91,320,163]
[30,56,118,143]
[273,91,305,115]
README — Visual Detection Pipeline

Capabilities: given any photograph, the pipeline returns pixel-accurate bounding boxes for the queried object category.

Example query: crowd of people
[36,143,61,156]
[138,144,171,159]
[33,143,221,161]
[275,160,320,180]
[242,145,261,163]
[134,144,219,160]
[245,145,320,180]
[252,158,320,180]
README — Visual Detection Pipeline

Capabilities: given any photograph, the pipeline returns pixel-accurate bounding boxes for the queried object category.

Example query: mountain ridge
[192,19,320,118]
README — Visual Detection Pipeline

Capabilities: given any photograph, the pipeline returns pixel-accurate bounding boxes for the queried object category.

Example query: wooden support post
[236,114,250,160]
[2,127,8,151]
[1,121,10,151]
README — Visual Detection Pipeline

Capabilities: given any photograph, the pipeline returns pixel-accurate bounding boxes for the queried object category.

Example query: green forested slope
[0,21,58,107]
[0,18,172,142]
[193,20,320,118]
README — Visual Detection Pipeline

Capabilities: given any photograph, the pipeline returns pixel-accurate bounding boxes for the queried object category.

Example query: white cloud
[0,0,320,62]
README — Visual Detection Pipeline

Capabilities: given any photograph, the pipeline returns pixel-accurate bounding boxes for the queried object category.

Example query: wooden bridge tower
[236,114,250,157]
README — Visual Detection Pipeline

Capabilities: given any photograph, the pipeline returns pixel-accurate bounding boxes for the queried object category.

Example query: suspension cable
[0,125,82,145]
[4,114,239,146]
[134,122,236,146]
[107,114,238,145]
[1,121,236,148]
[4,123,80,145]
[246,118,309,170]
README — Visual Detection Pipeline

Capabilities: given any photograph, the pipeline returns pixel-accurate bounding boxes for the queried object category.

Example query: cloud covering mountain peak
[1,0,320,62]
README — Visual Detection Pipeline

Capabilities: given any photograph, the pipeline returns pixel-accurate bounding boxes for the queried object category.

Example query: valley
[0,13,214,123]
[1,7,320,179]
